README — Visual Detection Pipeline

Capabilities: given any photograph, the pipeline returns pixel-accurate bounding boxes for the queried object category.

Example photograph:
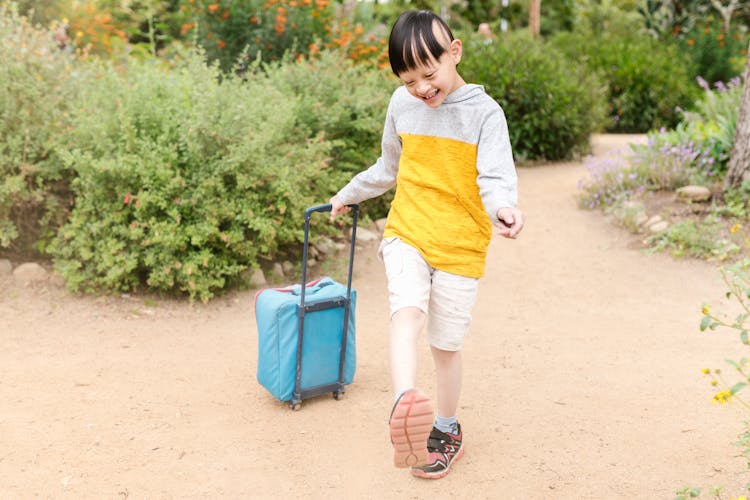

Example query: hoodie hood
[443,84,486,104]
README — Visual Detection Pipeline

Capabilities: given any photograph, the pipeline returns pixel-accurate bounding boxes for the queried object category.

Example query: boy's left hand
[495,207,524,239]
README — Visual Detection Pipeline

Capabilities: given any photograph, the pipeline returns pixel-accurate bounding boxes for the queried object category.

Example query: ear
[450,39,463,64]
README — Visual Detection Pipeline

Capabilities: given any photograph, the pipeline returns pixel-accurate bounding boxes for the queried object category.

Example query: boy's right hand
[329,195,350,221]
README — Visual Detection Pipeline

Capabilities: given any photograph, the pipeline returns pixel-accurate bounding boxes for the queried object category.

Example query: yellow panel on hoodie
[383,133,492,278]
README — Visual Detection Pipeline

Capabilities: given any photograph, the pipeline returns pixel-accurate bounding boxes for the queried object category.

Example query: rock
[13,262,48,284]
[49,273,66,288]
[282,261,295,276]
[635,213,649,227]
[676,185,711,202]
[0,259,12,276]
[247,268,267,288]
[649,221,670,233]
[353,227,380,243]
[374,218,388,233]
[645,215,663,228]
[271,262,285,279]
[313,237,337,256]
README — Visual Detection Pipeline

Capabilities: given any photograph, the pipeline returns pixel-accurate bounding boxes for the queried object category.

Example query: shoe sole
[389,390,433,468]
[410,444,465,479]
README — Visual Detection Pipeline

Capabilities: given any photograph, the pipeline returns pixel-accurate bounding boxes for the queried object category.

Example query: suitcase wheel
[290,401,302,411]
[333,390,343,401]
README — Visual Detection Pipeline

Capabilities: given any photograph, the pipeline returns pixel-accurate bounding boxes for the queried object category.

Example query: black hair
[388,10,455,77]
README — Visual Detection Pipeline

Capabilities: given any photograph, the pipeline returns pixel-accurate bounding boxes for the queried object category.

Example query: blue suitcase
[254,204,358,409]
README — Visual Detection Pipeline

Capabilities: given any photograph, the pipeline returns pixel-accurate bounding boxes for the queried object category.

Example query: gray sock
[435,415,458,434]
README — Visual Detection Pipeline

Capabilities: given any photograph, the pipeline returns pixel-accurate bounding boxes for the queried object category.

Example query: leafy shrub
[260,51,394,219]
[578,137,715,210]
[653,76,742,175]
[681,17,748,86]
[50,51,334,301]
[0,3,77,252]
[176,0,334,69]
[647,217,736,259]
[46,48,393,300]
[174,0,388,70]
[459,31,607,161]
[552,30,698,133]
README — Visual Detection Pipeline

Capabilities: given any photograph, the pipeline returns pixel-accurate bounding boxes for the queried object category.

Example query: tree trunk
[724,41,750,190]
[529,0,540,37]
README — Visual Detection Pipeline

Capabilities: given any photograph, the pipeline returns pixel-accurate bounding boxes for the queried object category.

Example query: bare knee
[392,306,426,331]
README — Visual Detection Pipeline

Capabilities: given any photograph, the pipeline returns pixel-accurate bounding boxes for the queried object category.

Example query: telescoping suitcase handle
[299,203,359,310]
[292,203,359,409]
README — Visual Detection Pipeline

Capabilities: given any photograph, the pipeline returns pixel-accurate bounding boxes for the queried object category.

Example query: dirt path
[1,135,748,499]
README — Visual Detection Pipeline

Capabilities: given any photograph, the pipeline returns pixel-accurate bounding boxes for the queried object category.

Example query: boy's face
[398,30,465,108]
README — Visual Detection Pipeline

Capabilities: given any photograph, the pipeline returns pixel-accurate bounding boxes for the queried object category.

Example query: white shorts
[378,237,479,351]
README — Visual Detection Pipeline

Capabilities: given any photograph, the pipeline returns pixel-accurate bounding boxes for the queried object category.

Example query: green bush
[175,0,335,70]
[681,17,748,86]
[459,31,607,161]
[50,51,334,301]
[0,3,76,253]
[261,51,394,219]
[46,48,393,300]
[651,76,742,175]
[552,30,698,133]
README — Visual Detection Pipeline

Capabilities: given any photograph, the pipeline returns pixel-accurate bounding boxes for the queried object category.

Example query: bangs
[388,11,454,76]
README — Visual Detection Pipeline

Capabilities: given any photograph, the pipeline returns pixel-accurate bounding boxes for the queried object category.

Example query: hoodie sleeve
[336,96,401,205]
[476,105,518,223]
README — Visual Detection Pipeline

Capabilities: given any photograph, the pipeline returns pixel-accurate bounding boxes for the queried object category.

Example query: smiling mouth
[422,89,439,101]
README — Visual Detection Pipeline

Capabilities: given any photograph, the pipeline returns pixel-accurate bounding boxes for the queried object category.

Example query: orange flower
[717,33,725,41]
[687,38,695,46]
[180,22,194,35]
[217,39,227,49]
[222,10,230,19]
[289,1,297,6]
[249,16,258,24]
[208,4,219,13]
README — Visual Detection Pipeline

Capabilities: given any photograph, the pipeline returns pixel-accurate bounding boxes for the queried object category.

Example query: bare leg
[390,306,426,396]
[430,346,462,418]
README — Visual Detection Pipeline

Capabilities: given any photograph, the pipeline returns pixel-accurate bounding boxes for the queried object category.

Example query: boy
[329,10,524,479]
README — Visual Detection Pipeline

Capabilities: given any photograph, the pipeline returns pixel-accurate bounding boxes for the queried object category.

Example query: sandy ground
[1,135,749,499]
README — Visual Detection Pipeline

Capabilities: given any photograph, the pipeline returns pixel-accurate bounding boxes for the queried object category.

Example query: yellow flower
[711,380,718,386]
[730,497,747,500]
[713,390,733,403]
[731,223,742,234]
[702,305,711,315]
[701,368,710,374]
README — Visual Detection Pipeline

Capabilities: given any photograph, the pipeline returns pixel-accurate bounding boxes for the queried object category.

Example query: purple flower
[696,76,709,91]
